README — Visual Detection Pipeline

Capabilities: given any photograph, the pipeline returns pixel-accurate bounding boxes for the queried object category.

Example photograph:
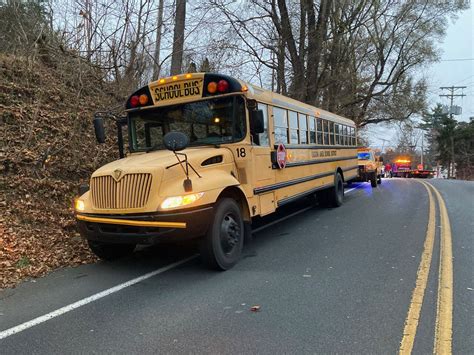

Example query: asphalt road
[0,178,473,354]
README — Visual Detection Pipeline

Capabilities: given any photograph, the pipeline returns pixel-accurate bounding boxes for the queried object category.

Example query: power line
[439,58,474,62]
[453,75,474,85]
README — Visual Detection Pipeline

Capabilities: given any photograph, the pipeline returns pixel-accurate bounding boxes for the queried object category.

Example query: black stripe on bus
[254,171,334,195]
[280,155,357,169]
[279,144,357,150]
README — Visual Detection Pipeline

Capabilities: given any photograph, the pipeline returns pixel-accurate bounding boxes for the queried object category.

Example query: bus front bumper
[76,206,213,245]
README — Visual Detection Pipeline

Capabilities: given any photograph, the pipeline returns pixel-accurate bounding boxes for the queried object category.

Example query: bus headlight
[161,193,204,209]
[75,199,85,212]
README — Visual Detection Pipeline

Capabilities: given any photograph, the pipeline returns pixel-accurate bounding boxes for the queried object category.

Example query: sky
[367,5,474,150]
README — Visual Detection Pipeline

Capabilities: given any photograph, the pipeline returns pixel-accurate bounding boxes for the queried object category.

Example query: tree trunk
[306,0,330,104]
[276,0,304,100]
[170,0,186,76]
[276,37,287,95]
[152,0,165,80]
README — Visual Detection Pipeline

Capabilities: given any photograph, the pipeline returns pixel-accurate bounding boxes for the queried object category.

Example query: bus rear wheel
[87,241,136,260]
[320,172,344,207]
[200,198,244,270]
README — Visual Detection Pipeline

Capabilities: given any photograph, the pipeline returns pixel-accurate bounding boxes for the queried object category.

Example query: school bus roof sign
[149,77,204,105]
[125,73,244,110]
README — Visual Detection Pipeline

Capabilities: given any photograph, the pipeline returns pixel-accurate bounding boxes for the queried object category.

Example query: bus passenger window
[329,122,334,145]
[273,107,288,144]
[316,118,323,144]
[350,127,355,146]
[335,124,340,145]
[309,117,316,144]
[257,103,269,146]
[323,120,329,145]
[299,113,308,144]
[343,126,348,145]
[288,111,298,144]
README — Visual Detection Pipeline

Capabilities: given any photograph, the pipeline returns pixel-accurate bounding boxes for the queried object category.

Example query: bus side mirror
[93,116,106,144]
[250,110,264,134]
[164,131,189,152]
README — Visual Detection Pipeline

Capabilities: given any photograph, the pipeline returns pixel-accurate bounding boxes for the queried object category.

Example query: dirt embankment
[0,54,122,289]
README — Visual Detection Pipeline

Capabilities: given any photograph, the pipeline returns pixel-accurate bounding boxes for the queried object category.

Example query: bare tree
[152,0,165,79]
[170,0,186,75]
[207,0,467,127]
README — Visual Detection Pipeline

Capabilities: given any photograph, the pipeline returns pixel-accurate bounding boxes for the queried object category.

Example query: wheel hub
[220,214,241,254]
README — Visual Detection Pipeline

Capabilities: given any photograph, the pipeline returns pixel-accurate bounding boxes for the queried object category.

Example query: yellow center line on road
[399,181,436,355]
[399,180,454,355]
[427,182,454,355]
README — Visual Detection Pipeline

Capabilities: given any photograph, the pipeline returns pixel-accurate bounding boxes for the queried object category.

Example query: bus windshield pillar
[116,118,127,158]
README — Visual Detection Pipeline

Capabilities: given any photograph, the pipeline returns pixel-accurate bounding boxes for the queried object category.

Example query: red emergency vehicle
[391,158,433,178]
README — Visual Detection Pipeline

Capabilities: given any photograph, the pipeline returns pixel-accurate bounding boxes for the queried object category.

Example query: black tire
[87,241,136,260]
[200,198,244,270]
[324,172,344,207]
[377,174,382,184]
[370,173,377,187]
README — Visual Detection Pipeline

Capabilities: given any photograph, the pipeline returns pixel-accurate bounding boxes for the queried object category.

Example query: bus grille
[91,173,152,209]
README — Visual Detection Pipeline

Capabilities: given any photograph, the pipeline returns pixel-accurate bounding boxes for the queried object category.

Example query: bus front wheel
[200,198,244,270]
[370,173,377,187]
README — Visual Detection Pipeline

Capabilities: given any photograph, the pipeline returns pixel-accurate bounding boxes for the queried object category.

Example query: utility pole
[439,86,466,178]
[379,138,390,153]
[439,86,466,114]
[420,131,424,167]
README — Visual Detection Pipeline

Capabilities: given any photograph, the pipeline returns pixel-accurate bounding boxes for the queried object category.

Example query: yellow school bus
[74,73,358,269]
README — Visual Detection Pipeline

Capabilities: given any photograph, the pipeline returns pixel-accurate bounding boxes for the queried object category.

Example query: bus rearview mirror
[250,110,264,134]
[93,116,106,144]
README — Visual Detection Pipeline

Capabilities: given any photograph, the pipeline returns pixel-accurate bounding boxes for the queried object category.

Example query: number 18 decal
[236,147,246,158]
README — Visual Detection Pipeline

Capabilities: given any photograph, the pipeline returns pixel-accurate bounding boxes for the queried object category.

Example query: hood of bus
[84,147,237,214]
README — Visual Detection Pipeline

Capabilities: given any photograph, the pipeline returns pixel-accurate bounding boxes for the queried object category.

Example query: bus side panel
[259,192,276,216]
[271,149,357,205]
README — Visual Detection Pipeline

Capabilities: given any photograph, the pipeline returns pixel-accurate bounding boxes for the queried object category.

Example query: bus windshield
[357,152,371,160]
[129,96,246,151]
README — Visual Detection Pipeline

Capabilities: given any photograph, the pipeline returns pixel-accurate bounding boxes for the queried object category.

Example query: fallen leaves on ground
[0,54,120,290]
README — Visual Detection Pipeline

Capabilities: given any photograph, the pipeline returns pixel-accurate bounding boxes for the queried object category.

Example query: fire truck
[391,158,434,178]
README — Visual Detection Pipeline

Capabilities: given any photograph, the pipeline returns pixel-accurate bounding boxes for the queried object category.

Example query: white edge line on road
[0,255,197,340]
[253,186,358,234]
